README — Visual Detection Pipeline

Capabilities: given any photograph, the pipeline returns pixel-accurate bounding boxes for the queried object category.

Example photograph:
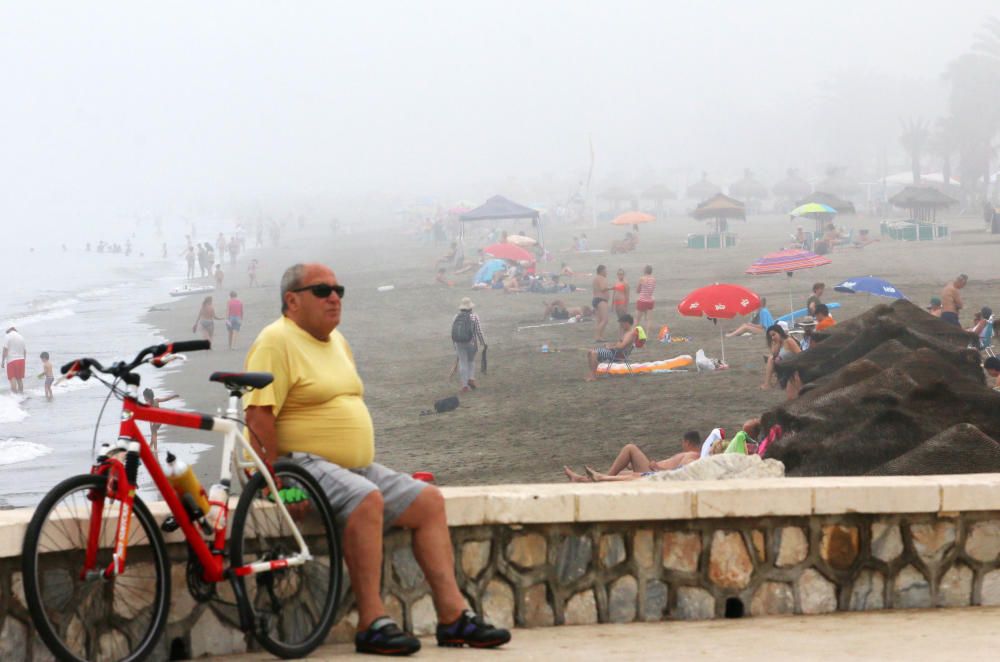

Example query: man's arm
[613,329,637,350]
[1,347,7,366]
[245,405,280,465]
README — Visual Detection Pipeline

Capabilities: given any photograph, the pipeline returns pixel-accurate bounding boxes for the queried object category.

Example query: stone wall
[371,512,1000,635]
[4,475,1000,659]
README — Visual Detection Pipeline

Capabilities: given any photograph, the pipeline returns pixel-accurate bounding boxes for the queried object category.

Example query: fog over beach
[2,1,999,505]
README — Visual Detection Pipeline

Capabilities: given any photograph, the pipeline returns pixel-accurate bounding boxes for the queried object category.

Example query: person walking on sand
[248,258,259,287]
[142,388,178,453]
[451,297,486,393]
[192,296,223,343]
[592,265,611,341]
[39,352,54,401]
[226,290,244,350]
[612,268,630,317]
[214,264,225,289]
[2,327,27,394]
[244,263,510,654]
[183,244,196,280]
[635,265,656,330]
[940,274,967,327]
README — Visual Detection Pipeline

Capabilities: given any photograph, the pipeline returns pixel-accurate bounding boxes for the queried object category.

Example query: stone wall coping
[4,473,1000,558]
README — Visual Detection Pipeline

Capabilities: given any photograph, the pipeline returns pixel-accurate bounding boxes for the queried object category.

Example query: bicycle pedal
[161,516,180,533]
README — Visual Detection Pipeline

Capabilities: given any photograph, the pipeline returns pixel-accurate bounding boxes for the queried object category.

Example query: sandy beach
[143,211,1000,488]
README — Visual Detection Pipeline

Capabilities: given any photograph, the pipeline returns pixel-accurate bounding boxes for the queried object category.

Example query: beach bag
[451,311,474,343]
[635,325,647,349]
[434,396,460,413]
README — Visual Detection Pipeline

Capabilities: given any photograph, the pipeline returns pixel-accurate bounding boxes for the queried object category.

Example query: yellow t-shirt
[244,316,374,468]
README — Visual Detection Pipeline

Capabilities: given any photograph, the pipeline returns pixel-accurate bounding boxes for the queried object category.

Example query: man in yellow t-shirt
[244,263,509,656]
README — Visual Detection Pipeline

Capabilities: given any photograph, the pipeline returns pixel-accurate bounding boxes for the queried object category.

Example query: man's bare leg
[607,443,652,475]
[394,487,465,624]
[344,491,388,630]
[564,466,590,482]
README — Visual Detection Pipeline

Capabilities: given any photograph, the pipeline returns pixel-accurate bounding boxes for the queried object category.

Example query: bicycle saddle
[209,371,274,391]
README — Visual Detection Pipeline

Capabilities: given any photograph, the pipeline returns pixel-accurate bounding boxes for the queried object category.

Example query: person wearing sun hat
[794,315,818,351]
[451,297,487,392]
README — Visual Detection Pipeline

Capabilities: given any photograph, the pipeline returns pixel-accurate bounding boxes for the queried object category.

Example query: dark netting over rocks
[762,301,1000,476]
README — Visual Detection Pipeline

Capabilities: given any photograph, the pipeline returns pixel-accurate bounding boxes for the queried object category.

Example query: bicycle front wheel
[230,460,343,659]
[22,473,170,662]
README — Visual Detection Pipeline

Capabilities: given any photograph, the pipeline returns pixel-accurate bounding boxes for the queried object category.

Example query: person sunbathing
[726,297,774,337]
[543,300,593,321]
[563,431,702,482]
[435,267,454,287]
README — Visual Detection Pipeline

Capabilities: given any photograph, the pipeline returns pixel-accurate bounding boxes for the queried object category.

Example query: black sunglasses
[291,283,345,299]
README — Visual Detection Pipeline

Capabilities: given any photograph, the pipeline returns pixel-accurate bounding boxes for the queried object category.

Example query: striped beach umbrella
[746,249,831,320]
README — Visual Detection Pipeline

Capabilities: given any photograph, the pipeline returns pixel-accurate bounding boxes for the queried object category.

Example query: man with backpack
[452,297,487,392]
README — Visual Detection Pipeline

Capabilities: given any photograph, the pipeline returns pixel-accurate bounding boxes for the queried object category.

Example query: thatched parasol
[772,169,812,199]
[686,173,721,201]
[816,168,860,197]
[691,193,746,233]
[889,186,957,223]
[728,169,769,200]
[640,184,676,214]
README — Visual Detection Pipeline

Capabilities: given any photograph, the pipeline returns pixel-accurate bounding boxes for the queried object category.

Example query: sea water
[0,216,235,508]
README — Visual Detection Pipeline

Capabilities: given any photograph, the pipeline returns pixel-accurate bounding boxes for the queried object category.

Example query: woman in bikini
[192,296,223,344]
[761,323,800,391]
[612,268,629,318]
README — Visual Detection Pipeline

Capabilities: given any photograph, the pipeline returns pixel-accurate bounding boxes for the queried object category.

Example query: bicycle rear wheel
[22,473,170,662]
[230,460,343,659]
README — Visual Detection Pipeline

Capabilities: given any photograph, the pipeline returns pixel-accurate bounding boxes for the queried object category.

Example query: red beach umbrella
[677,283,761,363]
[746,249,831,320]
[483,243,534,262]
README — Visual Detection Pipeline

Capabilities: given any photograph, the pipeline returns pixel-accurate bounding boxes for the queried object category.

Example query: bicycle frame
[86,382,312,585]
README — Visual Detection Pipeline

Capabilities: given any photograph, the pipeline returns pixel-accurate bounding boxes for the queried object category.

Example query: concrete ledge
[6,473,1000,558]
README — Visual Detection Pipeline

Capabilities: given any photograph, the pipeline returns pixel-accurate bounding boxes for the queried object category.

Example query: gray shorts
[291,454,427,529]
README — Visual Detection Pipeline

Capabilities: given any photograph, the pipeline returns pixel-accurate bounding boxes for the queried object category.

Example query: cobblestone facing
[7,513,1000,660]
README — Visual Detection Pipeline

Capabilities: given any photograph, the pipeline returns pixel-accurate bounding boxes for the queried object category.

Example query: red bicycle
[21,341,343,662]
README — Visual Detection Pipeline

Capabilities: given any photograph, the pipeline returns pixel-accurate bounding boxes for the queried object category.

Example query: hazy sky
[1,0,996,221]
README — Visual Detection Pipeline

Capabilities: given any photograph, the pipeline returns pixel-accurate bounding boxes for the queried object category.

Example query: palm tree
[944,18,1000,201]
[928,117,957,188]
[899,118,930,185]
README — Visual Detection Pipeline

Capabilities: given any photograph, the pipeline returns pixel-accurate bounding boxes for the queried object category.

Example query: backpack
[434,396,460,413]
[451,310,475,343]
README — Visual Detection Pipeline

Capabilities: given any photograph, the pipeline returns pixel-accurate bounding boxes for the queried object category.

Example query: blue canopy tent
[459,195,544,246]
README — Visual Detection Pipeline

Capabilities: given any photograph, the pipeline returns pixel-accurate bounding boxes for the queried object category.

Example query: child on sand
[39,352,54,401]
[248,259,258,287]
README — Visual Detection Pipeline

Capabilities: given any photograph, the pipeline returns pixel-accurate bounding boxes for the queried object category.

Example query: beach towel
[756,424,783,457]
[700,428,725,458]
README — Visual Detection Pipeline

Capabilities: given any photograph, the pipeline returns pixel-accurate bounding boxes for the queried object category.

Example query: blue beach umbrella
[834,276,906,300]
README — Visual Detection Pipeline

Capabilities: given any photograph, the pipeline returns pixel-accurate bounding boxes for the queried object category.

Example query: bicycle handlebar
[60,340,212,379]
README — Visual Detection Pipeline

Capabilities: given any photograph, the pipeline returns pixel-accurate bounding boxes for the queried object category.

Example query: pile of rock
[765,299,1000,476]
